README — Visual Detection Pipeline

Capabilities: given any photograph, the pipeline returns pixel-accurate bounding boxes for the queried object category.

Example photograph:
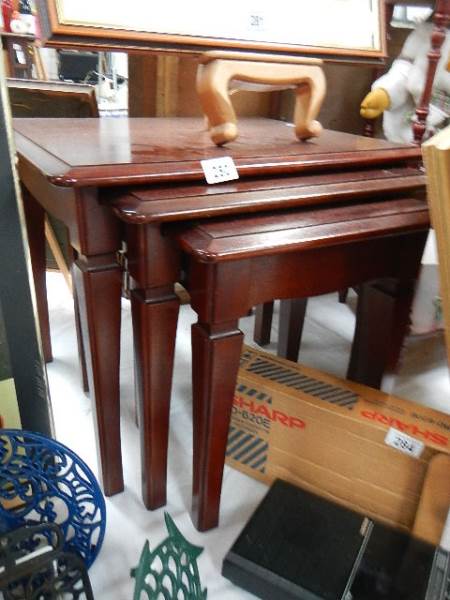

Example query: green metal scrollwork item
[131,513,207,600]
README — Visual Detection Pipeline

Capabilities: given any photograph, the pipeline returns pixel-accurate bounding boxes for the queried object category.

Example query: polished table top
[13,117,422,188]
[175,197,429,262]
[111,166,426,223]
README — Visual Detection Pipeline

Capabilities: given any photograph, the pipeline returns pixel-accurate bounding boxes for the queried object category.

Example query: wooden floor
[44,272,450,599]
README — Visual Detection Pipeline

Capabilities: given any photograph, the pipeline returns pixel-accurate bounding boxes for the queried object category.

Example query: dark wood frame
[6,78,99,118]
[37,0,387,62]
[1,32,36,79]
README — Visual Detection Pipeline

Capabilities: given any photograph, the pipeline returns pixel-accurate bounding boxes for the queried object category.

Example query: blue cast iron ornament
[131,512,207,599]
[0,429,106,568]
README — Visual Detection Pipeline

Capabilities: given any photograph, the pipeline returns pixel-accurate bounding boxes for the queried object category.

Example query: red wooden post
[413,0,450,144]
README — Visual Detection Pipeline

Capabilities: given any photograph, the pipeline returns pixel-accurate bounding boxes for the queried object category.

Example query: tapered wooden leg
[278,298,307,362]
[191,321,243,531]
[384,279,418,372]
[338,288,349,304]
[253,301,274,346]
[347,282,391,389]
[21,187,52,363]
[347,279,416,390]
[72,254,123,496]
[131,286,180,509]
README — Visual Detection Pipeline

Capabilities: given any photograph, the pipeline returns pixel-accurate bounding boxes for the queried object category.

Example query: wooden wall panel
[128,54,158,117]
[129,54,275,119]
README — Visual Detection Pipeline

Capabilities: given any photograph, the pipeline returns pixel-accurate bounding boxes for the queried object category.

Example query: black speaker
[223,480,438,600]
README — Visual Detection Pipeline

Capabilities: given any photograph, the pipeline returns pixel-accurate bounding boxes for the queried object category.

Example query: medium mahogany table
[13,117,427,511]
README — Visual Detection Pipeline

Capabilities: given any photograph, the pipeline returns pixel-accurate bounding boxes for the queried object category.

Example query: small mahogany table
[13,117,427,510]
[171,199,429,530]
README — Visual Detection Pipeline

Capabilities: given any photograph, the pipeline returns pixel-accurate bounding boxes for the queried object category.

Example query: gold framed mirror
[37,0,387,62]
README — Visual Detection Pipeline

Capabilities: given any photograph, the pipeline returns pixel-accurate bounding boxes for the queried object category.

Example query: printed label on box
[385,427,425,458]
[227,346,450,531]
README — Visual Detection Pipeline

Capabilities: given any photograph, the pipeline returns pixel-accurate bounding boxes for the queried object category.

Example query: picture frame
[37,0,387,62]
[7,77,99,118]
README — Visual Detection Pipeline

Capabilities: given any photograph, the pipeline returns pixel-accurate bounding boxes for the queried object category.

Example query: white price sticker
[385,428,424,458]
[13,44,26,65]
[201,157,239,185]
[247,7,266,32]
[249,13,265,31]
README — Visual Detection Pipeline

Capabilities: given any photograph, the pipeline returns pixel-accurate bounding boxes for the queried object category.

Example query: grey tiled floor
[45,273,450,598]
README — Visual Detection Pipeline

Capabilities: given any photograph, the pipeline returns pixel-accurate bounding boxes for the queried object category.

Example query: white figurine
[361,20,450,143]
[9,11,27,34]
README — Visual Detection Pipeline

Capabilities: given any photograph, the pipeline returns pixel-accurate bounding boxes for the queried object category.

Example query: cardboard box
[226,346,450,531]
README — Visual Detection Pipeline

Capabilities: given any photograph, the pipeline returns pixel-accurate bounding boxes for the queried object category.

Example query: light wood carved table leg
[197,54,326,146]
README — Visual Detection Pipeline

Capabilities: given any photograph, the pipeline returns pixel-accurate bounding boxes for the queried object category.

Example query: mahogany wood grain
[177,197,428,262]
[131,287,180,509]
[14,117,428,519]
[253,300,274,346]
[115,166,423,203]
[347,276,424,390]
[173,198,429,529]
[13,118,422,188]
[125,224,181,508]
[16,151,124,496]
[72,253,123,495]
[113,168,426,224]
[278,298,308,362]
[191,321,243,531]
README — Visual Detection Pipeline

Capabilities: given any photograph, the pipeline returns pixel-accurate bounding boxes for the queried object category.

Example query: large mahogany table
[13,117,427,510]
